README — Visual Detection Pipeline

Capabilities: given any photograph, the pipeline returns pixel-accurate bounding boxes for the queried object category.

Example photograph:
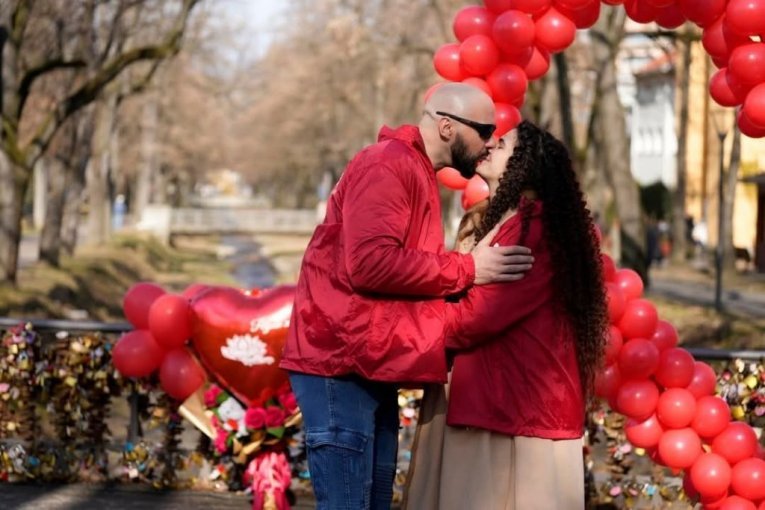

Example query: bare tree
[0,0,200,284]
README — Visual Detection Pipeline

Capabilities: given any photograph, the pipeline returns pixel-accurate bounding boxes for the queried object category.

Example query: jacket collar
[377,125,428,158]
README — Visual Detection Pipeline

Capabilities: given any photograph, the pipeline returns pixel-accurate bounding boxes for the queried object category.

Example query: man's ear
[438,118,453,141]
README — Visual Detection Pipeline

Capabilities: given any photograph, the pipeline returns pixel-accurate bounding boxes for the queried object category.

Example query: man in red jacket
[280,83,533,510]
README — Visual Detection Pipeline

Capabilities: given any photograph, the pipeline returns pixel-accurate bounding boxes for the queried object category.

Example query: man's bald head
[418,83,497,178]
[423,83,495,125]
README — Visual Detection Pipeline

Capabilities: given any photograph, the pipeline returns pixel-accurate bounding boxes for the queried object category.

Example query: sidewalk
[647,264,765,319]
[0,483,318,510]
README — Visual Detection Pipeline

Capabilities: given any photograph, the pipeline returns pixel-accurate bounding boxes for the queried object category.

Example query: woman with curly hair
[404,120,608,510]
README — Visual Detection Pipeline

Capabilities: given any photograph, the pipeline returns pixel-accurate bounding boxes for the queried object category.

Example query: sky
[216,0,288,60]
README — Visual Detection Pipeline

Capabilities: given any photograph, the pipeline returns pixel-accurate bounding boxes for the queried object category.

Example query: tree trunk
[671,34,692,262]
[724,118,741,271]
[39,156,67,266]
[86,95,117,245]
[0,154,29,284]
[554,52,576,156]
[61,111,94,255]
[590,7,647,280]
[133,97,158,222]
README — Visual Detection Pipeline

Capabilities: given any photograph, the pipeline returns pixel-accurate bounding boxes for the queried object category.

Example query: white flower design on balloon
[220,334,275,367]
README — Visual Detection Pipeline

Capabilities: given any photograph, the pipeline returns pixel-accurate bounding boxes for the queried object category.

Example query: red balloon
[464,175,490,209]
[523,46,551,80]
[595,363,622,399]
[602,0,624,4]
[738,107,765,138]
[493,10,536,54]
[659,428,703,469]
[650,320,679,352]
[514,0,553,15]
[604,326,624,365]
[719,496,758,510]
[760,499,765,510]
[616,378,660,420]
[557,0,593,9]
[678,0,726,27]
[182,283,210,300]
[624,0,658,22]
[619,338,660,380]
[502,45,534,67]
[159,348,206,400]
[703,17,753,61]
[437,167,469,190]
[710,68,749,107]
[691,453,733,500]
[618,299,658,339]
[601,253,617,282]
[484,0,515,15]
[626,414,664,448]
[460,35,501,76]
[434,43,466,81]
[486,63,528,104]
[726,0,765,37]
[148,293,192,350]
[655,4,686,29]
[462,77,494,97]
[686,361,718,398]
[557,0,601,29]
[657,388,697,429]
[712,422,760,465]
[703,492,732,509]
[743,83,765,127]
[729,43,765,85]
[606,282,627,323]
[683,473,700,500]
[534,8,576,54]
[461,191,470,210]
[692,396,731,438]
[731,458,765,501]
[494,102,522,136]
[112,330,165,378]
[615,268,643,300]
[655,347,695,388]
[453,6,496,41]
[645,0,676,7]
[123,282,166,329]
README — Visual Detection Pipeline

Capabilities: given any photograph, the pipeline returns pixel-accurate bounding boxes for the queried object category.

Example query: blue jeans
[289,372,399,510]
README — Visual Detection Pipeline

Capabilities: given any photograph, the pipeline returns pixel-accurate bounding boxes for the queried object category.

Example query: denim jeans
[289,372,399,510]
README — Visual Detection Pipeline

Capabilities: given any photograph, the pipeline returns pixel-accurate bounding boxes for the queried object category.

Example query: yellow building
[683,42,765,272]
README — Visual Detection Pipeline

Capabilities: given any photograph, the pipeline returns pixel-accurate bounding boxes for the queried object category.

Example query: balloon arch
[430,1,765,508]
[434,0,765,210]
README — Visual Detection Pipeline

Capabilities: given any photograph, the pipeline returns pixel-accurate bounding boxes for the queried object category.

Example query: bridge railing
[134,205,319,240]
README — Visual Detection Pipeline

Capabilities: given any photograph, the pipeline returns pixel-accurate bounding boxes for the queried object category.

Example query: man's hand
[472,244,534,285]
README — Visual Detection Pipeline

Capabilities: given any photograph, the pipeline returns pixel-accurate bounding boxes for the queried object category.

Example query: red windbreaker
[280,125,475,383]
[445,200,585,439]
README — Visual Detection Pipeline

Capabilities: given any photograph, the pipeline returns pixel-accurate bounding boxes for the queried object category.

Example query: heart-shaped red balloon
[190,285,295,407]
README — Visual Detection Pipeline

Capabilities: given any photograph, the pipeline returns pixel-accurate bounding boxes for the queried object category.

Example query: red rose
[265,406,286,427]
[245,407,267,429]
[278,392,298,414]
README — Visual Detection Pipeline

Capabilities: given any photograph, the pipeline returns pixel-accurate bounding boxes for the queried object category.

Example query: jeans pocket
[306,428,370,508]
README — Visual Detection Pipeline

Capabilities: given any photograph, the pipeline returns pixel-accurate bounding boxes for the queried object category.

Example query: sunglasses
[436,111,496,141]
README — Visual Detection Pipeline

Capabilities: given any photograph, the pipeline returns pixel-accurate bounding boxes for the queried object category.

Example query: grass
[0,234,237,321]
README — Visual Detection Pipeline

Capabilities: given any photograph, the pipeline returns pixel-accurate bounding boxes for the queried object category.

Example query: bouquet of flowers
[204,383,301,510]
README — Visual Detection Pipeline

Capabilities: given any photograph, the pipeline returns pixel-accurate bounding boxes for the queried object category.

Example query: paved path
[648,275,765,318]
[0,483,318,510]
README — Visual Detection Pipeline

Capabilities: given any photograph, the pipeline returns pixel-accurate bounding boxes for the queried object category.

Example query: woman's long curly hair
[472,120,608,403]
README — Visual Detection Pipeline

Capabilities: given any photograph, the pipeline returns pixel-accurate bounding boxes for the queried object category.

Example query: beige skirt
[403,384,585,510]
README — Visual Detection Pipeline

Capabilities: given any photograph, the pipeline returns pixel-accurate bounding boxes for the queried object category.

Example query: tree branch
[24,0,200,166]
[17,58,88,117]
[10,0,32,47]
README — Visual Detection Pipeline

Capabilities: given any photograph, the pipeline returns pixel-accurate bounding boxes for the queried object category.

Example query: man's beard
[451,134,486,179]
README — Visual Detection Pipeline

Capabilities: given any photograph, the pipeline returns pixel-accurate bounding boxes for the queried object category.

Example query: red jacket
[445,200,585,439]
[280,125,475,383]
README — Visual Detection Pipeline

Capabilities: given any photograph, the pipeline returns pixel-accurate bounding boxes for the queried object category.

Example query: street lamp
[710,107,729,312]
